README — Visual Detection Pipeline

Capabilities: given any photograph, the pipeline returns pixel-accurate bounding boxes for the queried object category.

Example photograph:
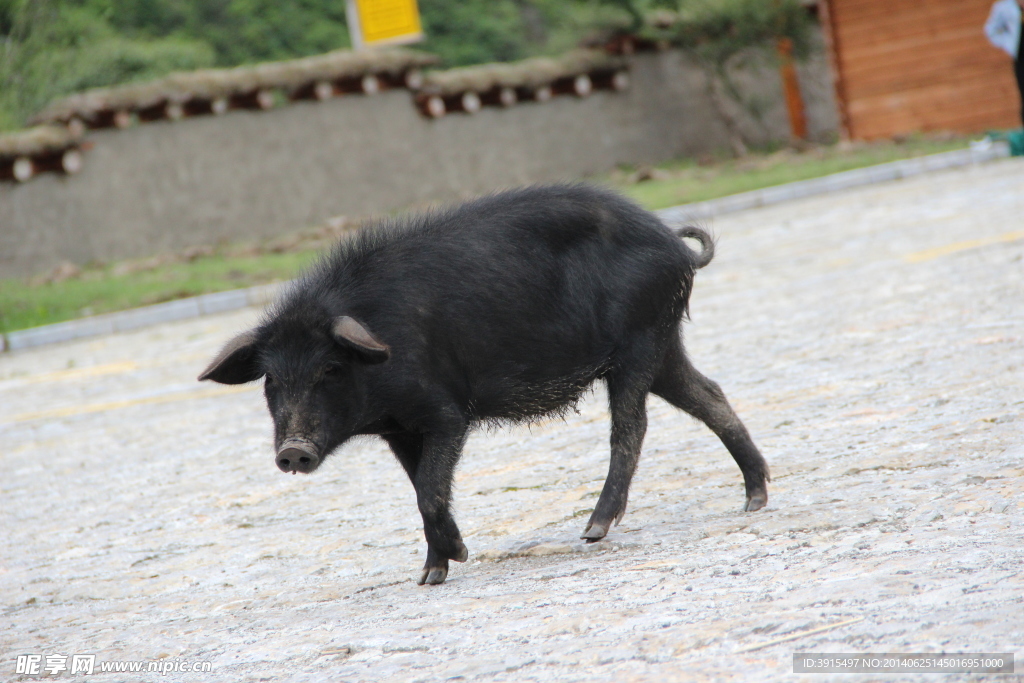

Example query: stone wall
[0,47,838,279]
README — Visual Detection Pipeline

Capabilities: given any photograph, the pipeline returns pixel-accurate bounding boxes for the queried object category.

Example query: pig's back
[324,184,697,421]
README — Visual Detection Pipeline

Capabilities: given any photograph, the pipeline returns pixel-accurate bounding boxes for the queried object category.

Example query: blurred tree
[0,0,585,128]
[0,0,214,129]
[94,0,351,65]
[419,0,527,66]
[0,0,812,135]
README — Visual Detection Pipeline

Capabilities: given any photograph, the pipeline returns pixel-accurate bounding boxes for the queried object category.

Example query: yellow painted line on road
[735,616,866,653]
[628,558,681,571]
[4,384,257,424]
[904,230,1024,263]
[2,360,139,386]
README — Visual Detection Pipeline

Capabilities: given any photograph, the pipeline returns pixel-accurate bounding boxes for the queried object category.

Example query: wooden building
[819,0,1022,139]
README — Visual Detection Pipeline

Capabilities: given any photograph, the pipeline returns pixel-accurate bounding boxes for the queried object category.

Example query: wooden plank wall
[821,0,1021,139]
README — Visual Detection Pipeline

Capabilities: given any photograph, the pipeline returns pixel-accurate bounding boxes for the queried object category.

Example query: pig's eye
[324,365,341,377]
[264,374,274,386]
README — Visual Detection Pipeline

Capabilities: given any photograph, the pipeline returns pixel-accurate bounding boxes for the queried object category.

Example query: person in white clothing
[985,0,1024,125]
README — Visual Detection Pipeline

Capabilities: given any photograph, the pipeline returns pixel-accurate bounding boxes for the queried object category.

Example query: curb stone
[1,142,1012,354]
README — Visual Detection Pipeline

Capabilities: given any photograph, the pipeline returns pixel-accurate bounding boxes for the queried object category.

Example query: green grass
[0,251,317,334]
[610,136,970,209]
[0,135,973,335]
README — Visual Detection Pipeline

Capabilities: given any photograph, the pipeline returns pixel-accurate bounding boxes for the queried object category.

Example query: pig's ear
[332,316,390,363]
[198,329,264,383]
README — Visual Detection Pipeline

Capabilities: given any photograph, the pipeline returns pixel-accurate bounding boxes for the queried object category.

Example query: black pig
[199,184,769,585]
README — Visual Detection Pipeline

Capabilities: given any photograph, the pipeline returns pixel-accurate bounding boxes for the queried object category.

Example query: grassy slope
[614,137,970,209]
[0,136,971,334]
[0,252,317,333]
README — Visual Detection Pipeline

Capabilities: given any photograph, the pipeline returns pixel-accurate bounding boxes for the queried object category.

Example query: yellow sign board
[346,0,424,49]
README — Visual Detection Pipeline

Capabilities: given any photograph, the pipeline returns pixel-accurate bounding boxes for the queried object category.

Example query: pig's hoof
[418,565,448,585]
[453,542,469,563]
[744,493,767,512]
[581,522,608,542]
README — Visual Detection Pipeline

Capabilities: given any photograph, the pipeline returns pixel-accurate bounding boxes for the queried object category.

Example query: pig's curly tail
[674,226,715,269]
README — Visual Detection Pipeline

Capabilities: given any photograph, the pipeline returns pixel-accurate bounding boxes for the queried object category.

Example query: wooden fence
[821,0,1021,139]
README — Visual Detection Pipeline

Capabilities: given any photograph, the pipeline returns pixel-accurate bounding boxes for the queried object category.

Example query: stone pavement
[2,158,1023,682]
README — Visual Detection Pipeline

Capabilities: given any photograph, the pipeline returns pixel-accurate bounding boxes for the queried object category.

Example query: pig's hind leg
[650,340,769,511]
[581,344,655,542]
[385,429,470,585]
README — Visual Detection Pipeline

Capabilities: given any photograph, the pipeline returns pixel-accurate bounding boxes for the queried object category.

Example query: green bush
[0,0,815,131]
[0,0,216,127]
[419,0,528,66]
[660,0,812,61]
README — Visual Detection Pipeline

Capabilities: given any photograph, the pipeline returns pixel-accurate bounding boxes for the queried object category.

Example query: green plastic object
[1008,129,1024,157]
[983,129,1024,156]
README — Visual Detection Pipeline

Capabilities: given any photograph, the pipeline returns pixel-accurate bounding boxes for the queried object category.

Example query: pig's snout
[276,440,320,474]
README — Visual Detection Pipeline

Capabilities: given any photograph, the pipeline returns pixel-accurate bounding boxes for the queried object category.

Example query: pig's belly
[465,357,609,424]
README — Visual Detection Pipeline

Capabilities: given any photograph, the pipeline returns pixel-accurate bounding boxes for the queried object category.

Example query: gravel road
[2,158,1023,682]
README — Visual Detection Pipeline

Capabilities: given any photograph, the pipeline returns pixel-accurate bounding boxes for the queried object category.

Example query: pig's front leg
[412,427,469,585]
